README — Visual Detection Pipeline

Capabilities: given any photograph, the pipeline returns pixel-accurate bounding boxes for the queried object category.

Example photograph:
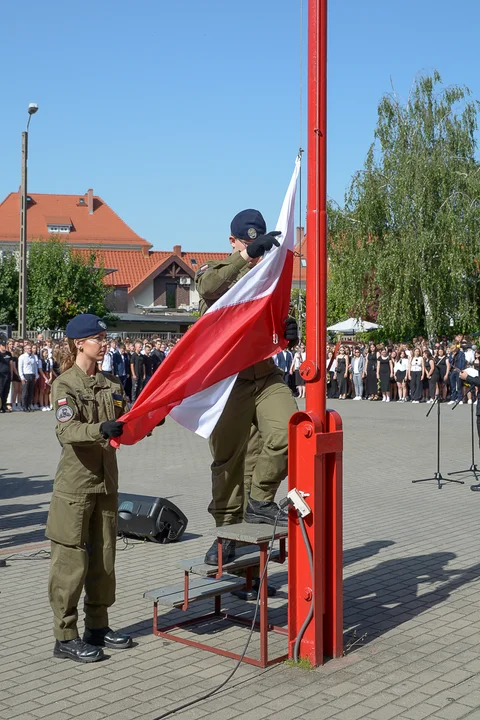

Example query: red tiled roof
[45,216,72,225]
[77,242,307,291]
[0,191,151,249]
[75,248,229,292]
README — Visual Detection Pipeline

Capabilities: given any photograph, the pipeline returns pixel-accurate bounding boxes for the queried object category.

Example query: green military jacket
[51,363,129,495]
[195,251,279,381]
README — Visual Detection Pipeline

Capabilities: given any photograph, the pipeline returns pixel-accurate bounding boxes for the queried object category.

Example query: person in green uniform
[47,314,134,663]
[195,209,298,566]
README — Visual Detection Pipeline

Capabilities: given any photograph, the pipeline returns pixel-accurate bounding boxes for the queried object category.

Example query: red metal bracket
[287,409,343,665]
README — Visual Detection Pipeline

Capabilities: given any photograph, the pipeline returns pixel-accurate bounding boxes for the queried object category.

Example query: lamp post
[18,103,38,339]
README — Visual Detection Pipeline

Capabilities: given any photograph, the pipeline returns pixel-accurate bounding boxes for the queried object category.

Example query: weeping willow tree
[328,71,480,340]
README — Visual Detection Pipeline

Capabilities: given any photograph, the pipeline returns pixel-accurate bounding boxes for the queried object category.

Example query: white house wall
[128,283,154,313]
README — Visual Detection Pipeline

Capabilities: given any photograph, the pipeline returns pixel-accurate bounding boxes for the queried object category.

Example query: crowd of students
[326,335,479,404]
[0,334,178,413]
[2,330,478,413]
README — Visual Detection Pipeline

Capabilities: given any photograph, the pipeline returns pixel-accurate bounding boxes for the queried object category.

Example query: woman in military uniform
[46,314,132,663]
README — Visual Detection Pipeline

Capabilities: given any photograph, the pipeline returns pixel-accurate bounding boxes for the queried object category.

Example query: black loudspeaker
[118,497,188,544]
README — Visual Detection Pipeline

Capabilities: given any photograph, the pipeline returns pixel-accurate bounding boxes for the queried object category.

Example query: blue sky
[1,0,479,252]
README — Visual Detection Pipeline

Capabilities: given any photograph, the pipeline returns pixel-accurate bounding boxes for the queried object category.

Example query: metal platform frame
[150,531,287,668]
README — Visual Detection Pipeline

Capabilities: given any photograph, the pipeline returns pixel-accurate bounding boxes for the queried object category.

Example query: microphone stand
[412,396,464,490]
[448,396,480,490]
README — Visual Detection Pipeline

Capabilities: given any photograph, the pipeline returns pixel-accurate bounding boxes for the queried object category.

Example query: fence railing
[9,329,184,342]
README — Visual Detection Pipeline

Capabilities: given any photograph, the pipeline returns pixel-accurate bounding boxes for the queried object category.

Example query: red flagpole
[288,0,343,666]
[305,0,327,417]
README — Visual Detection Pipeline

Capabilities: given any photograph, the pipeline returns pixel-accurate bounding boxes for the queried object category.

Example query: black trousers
[0,374,10,410]
[410,372,422,401]
[22,374,35,409]
[132,378,144,402]
[477,417,480,449]
[327,372,338,398]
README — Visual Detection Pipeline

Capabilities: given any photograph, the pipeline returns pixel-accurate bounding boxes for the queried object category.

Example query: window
[300,258,307,268]
[47,225,70,233]
[190,258,197,265]
[166,283,177,309]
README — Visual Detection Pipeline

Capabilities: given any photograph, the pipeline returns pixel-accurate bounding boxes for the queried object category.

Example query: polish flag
[112,158,300,447]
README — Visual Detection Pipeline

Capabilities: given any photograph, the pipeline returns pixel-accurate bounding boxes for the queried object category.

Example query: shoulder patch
[57,398,67,406]
[196,264,210,278]
[56,405,74,423]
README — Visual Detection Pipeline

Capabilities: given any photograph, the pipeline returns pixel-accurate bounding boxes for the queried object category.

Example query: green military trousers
[208,371,297,526]
[46,491,118,641]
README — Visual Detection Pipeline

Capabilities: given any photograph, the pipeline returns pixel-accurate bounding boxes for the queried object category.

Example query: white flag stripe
[170,373,238,438]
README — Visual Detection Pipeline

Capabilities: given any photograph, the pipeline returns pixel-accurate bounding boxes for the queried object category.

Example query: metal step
[144,574,246,608]
[211,522,288,544]
[177,546,281,577]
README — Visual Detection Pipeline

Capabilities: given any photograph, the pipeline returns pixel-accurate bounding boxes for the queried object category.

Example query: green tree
[27,238,111,330]
[0,254,19,326]
[328,72,480,340]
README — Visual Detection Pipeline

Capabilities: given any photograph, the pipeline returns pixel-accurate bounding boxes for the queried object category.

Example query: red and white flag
[112,158,300,447]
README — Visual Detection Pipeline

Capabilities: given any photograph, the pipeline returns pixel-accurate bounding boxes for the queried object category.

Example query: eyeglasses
[86,336,108,345]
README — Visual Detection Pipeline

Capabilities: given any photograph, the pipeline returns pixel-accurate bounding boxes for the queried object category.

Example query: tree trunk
[421,284,435,345]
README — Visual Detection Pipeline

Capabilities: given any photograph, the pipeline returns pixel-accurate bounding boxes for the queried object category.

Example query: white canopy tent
[327,317,382,334]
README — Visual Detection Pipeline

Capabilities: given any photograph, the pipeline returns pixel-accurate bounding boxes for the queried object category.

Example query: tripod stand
[448,398,480,489]
[412,396,464,490]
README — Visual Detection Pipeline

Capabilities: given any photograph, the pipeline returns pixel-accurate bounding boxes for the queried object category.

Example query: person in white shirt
[394,350,410,402]
[18,343,39,412]
[465,346,475,365]
[291,344,306,399]
[100,342,114,373]
[408,347,424,403]
[351,347,366,400]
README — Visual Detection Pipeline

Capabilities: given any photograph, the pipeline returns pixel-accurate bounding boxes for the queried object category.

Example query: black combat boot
[244,497,288,527]
[83,627,132,649]
[204,539,236,566]
[53,637,104,663]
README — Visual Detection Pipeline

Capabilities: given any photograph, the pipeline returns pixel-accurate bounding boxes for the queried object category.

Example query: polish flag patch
[57,398,67,406]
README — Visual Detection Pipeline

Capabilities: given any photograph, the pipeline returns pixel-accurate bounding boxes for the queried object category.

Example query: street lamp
[18,103,39,338]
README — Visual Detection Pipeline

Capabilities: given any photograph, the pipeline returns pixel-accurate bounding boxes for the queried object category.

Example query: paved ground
[3,399,480,720]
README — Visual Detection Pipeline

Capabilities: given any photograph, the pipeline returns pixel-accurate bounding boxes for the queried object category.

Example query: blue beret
[65,314,107,339]
[230,209,266,241]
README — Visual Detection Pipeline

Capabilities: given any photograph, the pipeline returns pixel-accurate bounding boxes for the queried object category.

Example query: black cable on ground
[150,515,280,720]
[1,548,50,562]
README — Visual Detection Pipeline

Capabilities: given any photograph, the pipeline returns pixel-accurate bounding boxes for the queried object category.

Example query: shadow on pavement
[344,540,395,567]
[0,473,52,549]
[1,510,48,532]
[0,473,53,500]
[344,552,480,647]
[0,527,47,549]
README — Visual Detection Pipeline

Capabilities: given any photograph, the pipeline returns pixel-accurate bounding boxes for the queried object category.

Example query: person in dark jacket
[151,340,166,373]
[450,346,466,403]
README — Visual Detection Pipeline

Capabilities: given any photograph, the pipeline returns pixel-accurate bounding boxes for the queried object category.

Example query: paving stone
[401,704,441,720]
[433,705,474,720]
